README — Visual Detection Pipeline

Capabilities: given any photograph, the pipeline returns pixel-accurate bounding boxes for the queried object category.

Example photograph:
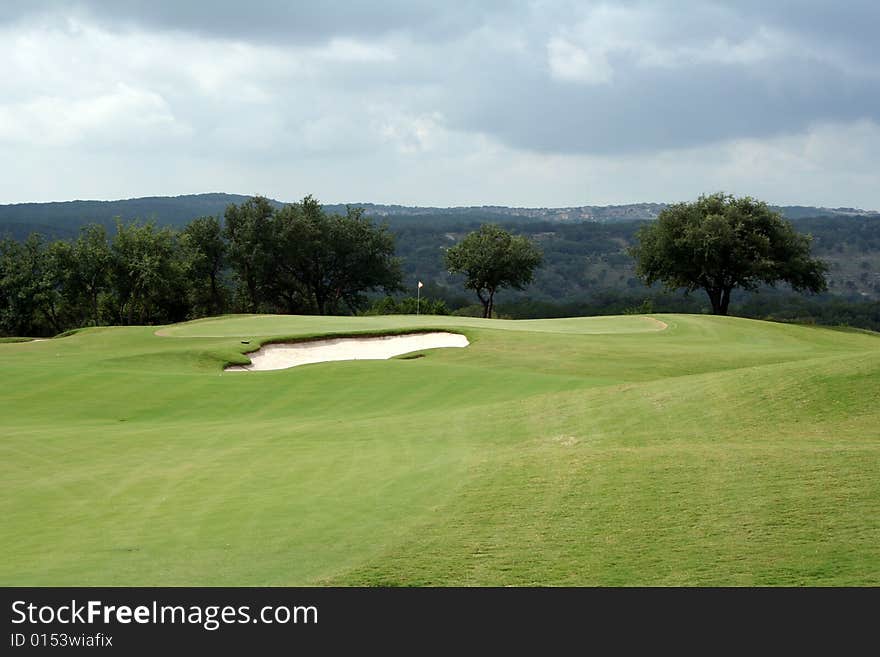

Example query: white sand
[225,331,469,372]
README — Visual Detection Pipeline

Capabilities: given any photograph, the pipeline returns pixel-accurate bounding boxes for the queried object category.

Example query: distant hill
[321,202,669,223]
[0,193,283,239]
[2,193,878,240]
[325,201,880,223]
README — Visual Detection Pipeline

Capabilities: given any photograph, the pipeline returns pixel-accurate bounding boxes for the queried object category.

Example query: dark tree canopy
[67,224,112,327]
[630,193,828,315]
[223,195,402,315]
[0,234,53,336]
[0,195,405,336]
[180,216,228,317]
[267,196,403,314]
[223,195,275,313]
[445,223,542,318]
[310,204,403,315]
[108,219,188,325]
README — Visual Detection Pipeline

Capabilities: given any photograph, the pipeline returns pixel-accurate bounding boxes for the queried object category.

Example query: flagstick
[417,282,420,315]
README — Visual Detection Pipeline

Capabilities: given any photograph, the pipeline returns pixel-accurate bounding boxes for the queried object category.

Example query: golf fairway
[2,313,878,585]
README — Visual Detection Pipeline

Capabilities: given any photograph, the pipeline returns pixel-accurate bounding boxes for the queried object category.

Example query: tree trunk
[487,289,496,319]
[705,287,722,315]
[314,289,326,315]
[209,270,220,314]
[705,285,733,315]
[90,288,99,326]
[476,289,490,319]
[242,266,257,313]
[719,286,732,315]
[44,300,63,334]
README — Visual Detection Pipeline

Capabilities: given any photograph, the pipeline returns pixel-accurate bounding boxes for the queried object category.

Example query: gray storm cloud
[0,1,877,207]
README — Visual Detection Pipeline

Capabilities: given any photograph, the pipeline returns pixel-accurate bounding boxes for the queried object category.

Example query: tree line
[0,196,402,337]
[436,193,827,319]
[0,191,847,336]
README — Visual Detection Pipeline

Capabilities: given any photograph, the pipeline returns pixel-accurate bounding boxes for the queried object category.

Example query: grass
[1,313,878,586]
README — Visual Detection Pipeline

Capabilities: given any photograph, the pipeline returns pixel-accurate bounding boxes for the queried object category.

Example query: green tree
[444,224,543,318]
[0,235,48,335]
[0,229,112,335]
[108,220,186,325]
[263,200,316,314]
[180,216,228,317]
[223,196,275,313]
[222,195,402,315]
[41,238,76,333]
[318,204,402,314]
[67,224,111,326]
[629,193,828,315]
[0,233,73,335]
[270,196,402,315]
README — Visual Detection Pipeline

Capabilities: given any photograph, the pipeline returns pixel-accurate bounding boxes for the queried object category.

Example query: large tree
[629,193,828,315]
[223,196,275,312]
[107,220,187,325]
[0,235,52,335]
[180,216,228,317]
[271,196,402,315]
[66,224,112,326]
[222,195,402,315]
[445,224,543,318]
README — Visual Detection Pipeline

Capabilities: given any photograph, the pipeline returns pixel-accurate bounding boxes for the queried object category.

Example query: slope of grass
[1,314,878,585]
[156,313,668,337]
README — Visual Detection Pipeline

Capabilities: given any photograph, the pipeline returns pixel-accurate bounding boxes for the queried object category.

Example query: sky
[1,1,878,209]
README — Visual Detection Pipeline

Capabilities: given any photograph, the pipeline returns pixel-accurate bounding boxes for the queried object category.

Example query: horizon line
[0,192,877,215]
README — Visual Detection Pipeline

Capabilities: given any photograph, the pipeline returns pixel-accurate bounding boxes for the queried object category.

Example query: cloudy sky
[1,1,878,208]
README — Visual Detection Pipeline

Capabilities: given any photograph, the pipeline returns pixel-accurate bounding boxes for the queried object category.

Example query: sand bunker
[225,332,469,372]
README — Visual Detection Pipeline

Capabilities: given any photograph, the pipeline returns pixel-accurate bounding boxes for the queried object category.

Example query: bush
[362,296,450,316]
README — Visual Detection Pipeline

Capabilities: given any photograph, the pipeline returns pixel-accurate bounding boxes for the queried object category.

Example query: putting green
[1,314,878,585]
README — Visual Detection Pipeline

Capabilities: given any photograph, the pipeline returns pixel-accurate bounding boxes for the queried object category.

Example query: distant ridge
[1,193,877,239]
[320,202,668,222]
[323,202,880,222]
[0,193,281,239]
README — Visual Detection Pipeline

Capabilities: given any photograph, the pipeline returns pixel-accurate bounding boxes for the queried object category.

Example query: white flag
[418,281,424,288]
